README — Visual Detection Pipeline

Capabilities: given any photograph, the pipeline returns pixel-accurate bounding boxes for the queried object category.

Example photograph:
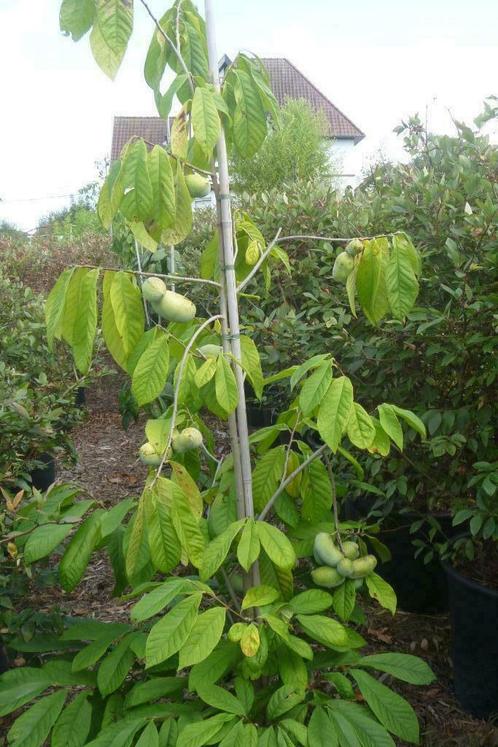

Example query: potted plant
[442,461,498,718]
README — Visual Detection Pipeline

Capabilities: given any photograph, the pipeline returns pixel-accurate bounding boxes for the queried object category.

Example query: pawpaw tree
[1,2,435,745]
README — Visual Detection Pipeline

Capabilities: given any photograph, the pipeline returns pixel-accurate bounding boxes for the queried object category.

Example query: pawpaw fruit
[351,555,377,578]
[142,276,166,302]
[152,290,196,323]
[313,533,344,567]
[197,344,222,358]
[332,251,354,283]
[172,427,203,453]
[312,566,345,588]
[336,557,355,578]
[345,238,363,257]
[185,173,211,198]
[228,622,246,642]
[139,442,162,466]
[342,541,360,560]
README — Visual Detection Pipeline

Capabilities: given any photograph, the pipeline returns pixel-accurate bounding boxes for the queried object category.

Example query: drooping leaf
[24,524,73,565]
[241,585,280,610]
[178,606,226,668]
[215,355,239,415]
[355,653,436,685]
[148,145,175,231]
[45,268,75,349]
[237,518,260,571]
[307,706,339,747]
[131,328,170,405]
[365,573,397,615]
[385,235,419,321]
[240,335,264,400]
[97,633,138,696]
[109,271,145,359]
[161,162,193,245]
[89,0,134,80]
[60,0,95,41]
[59,510,104,591]
[52,692,92,747]
[317,376,354,452]
[356,238,389,325]
[145,593,202,668]
[252,446,286,513]
[266,685,305,721]
[192,86,221,154]
[296,614,349,649]
[351,668,419,743]
[120,139,154,222]
[71,268,100,373]
[347,403,376,449]
[7,689,66,747]
[102,271,127,370]
[200,519,246,581]
[299,361,333,416]
[377,403,403,450]
[256,522,296,571]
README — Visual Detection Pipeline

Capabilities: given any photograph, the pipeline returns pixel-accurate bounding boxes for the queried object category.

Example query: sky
[1,0,497,230]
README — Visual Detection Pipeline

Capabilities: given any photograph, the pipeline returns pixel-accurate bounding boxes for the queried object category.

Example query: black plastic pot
[30,453,56,491]
[75,387,86,408]
[444,562,498,719]
[246,403,276,428]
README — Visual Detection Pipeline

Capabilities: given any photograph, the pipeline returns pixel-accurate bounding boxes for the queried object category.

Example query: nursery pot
[75,386,86,408]
[343,496,455,613]
[246,402,276,428]
[30,453,56,491]
[444,561,498,719]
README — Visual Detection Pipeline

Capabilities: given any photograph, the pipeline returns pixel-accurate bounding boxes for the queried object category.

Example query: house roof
[259,58,364,142]
[110,57,364,160]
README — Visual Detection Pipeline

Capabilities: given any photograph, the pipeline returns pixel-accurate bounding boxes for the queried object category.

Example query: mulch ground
[17,371,498,746]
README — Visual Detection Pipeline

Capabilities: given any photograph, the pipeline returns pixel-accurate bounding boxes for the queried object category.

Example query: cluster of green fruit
[139,427,203,466]
[332,238,363,283]
[311,532,377,589]
[142,277,196,323]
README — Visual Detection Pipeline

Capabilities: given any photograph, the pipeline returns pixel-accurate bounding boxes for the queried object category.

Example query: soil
[7,370,498,746]
[452,543,498,592]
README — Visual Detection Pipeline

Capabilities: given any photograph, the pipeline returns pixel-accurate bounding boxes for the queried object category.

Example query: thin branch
[76,264,221,288]
[138,0,194,94]
[220,567,241,612]
[276,233,395,244]
[152,314,223,482]
[236,227,282,293]
[258,444,328,522]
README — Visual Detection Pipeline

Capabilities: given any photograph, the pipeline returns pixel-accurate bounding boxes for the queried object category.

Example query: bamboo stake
[205,0,260,586]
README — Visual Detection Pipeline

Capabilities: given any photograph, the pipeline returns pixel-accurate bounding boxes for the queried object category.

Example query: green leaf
[256,522,296,571]
[45,267,74,349]
[167,481,206,568]
[97,633,138,696]
[132,328,170,406]
[192,86,221,154]
[240,335,264,400]
[179,606,226,668]
[145,593,202,668]
[71,629,126,672]
[52,692,92,747]
[332,579,356,621]
[351,669,419,743]
[377,403,403,450]
[7,689,66,747]
[197,683,246,716]
[237,518,261,571]
[124,676,184,709]
[215,355,239,415]
[290,354,329,390]
[301,457,332,524]
[231,69,267,157]
[365,573,397,614]
[194,356,217,388]
[347,403,376,449]
[296,614,349,649]
[188,641,241,692]
[161,162,193,246]
[299,361,332,416]
[90,0,133,80]
[325,672,355,699]
[317,376,354,452]
[72,268,100,373]
[120,139,154,222]
[259,550,294,601]
[59,510,104,591]
[356,653,436,685]
[84,719,146,747]
[391,405,426,440]
[60,0,95,41]
[308,707,338,747]
[176,713,235,747]
[0,668,51,718]
[289,589,333,615]
[200,519,245,581]
[109,271,145,359]
[24,524,73,565]
[148,145,175,231]
[126,497,148,580]
[328,701,395,747]
[241,585,280,610]
[385,235,419,321]
[356,237,389,325]
[102,271,127,370]
[136,722,159,747]
[266,685,304,721]
[252,446,286,513]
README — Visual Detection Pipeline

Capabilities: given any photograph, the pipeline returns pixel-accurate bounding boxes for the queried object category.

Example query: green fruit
[342,541,360,560]
[185,173,211,198]
[332,252,354,283]
[152,290,196,323]
[345,238,363,257]
[172,427,203,453]
[336,558,355,578]
[228,622,246,642]
[353,578,364,589]
[138,442,162,466]
[313,533,344,567]
[142,276,166,302]
[311,566,345,589]
[197,344,222,358]
[351,555,377,578]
